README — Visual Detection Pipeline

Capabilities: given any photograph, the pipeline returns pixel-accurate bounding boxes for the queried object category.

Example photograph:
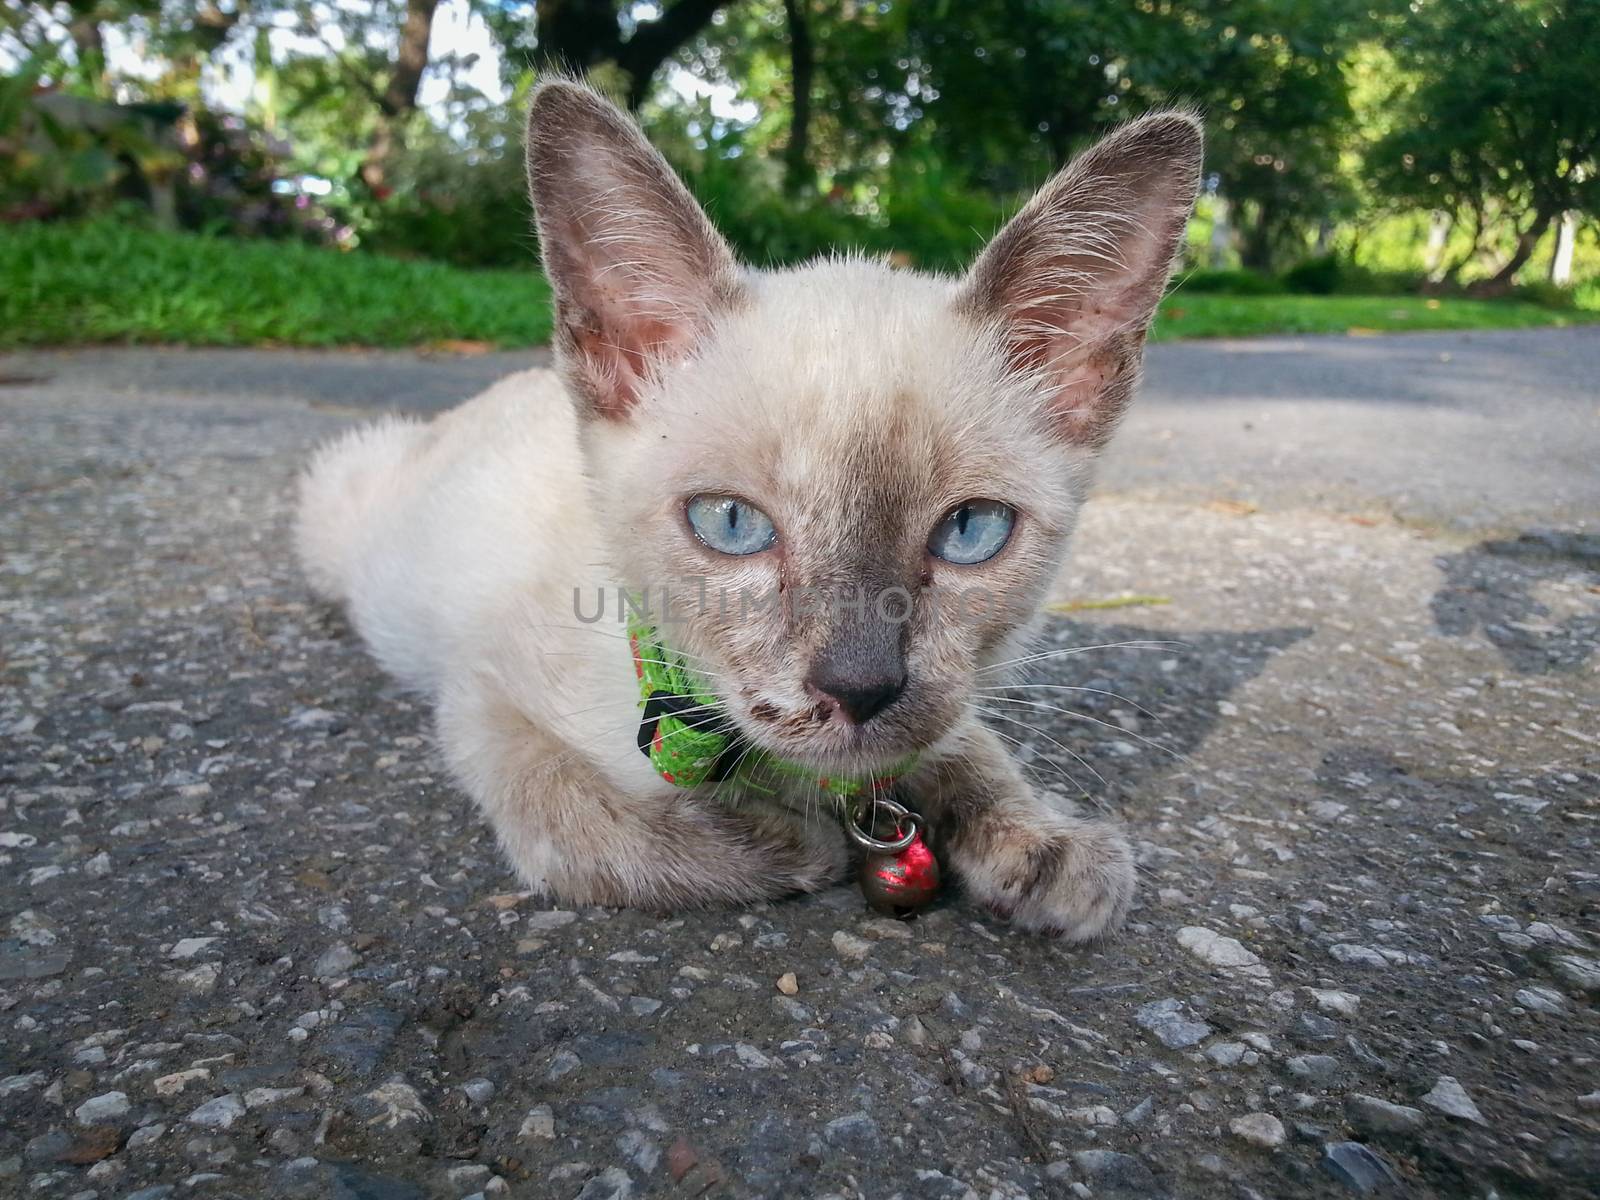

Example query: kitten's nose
[804,670,907,725]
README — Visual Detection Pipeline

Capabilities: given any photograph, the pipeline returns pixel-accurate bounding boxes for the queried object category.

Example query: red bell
[859,830,941,917]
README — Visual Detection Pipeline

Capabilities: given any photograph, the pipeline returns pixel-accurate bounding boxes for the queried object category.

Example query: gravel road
[2,330,1597,1199]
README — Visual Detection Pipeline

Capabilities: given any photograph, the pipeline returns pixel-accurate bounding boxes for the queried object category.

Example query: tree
[478,1,736,109]
[779,0,812,193]
[1370,0,1600,293]
[360,0,440,195]
[1144,0,1369,271]
[655,0,1370,270]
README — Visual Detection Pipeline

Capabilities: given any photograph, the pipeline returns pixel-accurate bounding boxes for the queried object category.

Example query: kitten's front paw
[729,805,851,897]
[953,815,1135,942]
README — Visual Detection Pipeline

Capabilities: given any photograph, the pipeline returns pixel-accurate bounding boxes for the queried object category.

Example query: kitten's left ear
[526,80,744,421]
[959,110,1202,450]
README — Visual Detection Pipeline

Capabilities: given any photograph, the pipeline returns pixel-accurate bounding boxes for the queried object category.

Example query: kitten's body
[297,83,1201,936]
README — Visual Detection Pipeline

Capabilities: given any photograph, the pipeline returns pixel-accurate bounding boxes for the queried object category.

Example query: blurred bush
[360,105,532,267]
[1,63,181,222]
[1175,268,1283,296]
[2,60,345,245]
[177,107,348,243]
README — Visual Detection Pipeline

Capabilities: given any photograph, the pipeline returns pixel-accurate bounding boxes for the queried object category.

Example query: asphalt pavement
[2,329,1597,1199]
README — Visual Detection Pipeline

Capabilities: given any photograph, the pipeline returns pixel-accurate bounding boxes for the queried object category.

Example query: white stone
[244,1086,304,1109]
[186,1094,246,1129]
[168,963,220,995]
[75,1091,130,1125]
[517,1104,555,1141]
[1064,1105,1119,1127]
[523,910,578,932]
[1177,927,1265,974]
[1329,943,1388,968]
[1526,922,1587,949]
[168,937,218,960]
[1553,954,1600,994]
[0,1073,46,1096]
[1514,986,1566,1015]
[1420,1076,1485,1124]
[860,918,914,941]
[313,942,358,978]
[357,1078,429,1128]
[1228,1112,1285,1149]
[735,1042,775,1068]
[153,1069,210,1097]
[1308,988,1360,1017]
[1204,1042,1248,1067]
[831,931,872,961]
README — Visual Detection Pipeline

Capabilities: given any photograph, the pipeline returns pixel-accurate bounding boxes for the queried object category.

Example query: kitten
[295,80,1200,939]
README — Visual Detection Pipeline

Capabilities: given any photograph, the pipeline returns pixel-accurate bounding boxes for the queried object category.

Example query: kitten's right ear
[958,111,1202,451]
[526,80,743,421]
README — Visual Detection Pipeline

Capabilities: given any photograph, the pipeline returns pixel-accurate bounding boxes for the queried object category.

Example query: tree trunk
[1549,211,1576,286]
[1238,202,1276,273]
[1423,210,1451,279]
[617,0,732,109]
[781,0,813,194]
[1437,203,1484,286]
[194,3,248,55]
[532,0,732,110]
[1207,196,1231,268]
[359,0,440,198]
[65,14,106,95]
[1313,218,1333,256]
[534,0,624,74]
[1468,206,1555,297]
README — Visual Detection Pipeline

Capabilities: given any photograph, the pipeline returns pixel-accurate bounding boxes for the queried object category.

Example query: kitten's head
[527,81,1200,773]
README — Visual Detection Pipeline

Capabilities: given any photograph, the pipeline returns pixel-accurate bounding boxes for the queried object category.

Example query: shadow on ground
[1431,530,1600,674]
[985,619,1315,810]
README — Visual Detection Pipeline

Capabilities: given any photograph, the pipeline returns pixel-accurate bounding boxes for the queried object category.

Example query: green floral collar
[626,617,917,799]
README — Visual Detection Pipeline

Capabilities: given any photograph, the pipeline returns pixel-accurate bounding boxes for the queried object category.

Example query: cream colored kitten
[295,81,1200,939]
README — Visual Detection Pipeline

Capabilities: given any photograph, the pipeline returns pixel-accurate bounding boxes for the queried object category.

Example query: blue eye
[928,500,1015,565]
[686,494,777,556]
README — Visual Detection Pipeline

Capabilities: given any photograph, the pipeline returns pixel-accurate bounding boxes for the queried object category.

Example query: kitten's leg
[904,717,1135,941]
[438,685,847,909]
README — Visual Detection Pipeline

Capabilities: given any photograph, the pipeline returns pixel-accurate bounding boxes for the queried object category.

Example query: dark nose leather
[805,670,907,725]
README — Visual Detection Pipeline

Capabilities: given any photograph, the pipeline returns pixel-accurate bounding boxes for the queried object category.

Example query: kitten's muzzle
[803,668,907,725]
[802,597,911,725]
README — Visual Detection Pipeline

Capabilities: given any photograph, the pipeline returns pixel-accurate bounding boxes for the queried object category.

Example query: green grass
[3,218,1594,350]
[1151,292,1599,341]
[1,218,552,349]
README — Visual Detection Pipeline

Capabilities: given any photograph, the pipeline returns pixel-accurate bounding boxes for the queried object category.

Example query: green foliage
[1367,0,1600,286]
[360,104,534,267]
[1171,258,1428,297]
[1174,268,1284,295]
[660,110,1011,271]
[676,0,1372,272]
[7,0,1597,305]
[0,217,552,348]
[0,58,181,220]
[1508,279,1580,311]
[1279,254,1350,295]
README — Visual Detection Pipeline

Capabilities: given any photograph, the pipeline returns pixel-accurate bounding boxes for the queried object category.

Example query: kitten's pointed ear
[959,110,1202,449]
[526,80,743,420]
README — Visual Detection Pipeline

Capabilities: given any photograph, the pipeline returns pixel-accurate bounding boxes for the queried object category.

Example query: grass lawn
[4,218,1595,350]
[1152,291,1599,340]
[2,218,553,349]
